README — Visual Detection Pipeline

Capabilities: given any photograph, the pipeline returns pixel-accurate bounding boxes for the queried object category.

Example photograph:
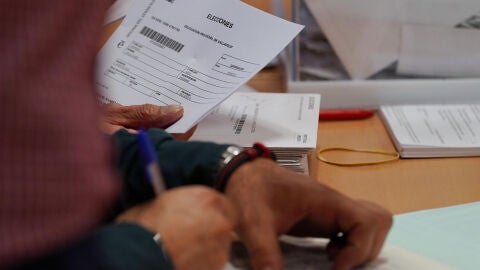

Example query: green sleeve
[112,128,229,208]
[68,223,174,270]
[15,223,173,270]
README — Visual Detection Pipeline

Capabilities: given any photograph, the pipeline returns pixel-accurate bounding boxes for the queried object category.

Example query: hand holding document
[303,0,480,80]
[96,0,303,133]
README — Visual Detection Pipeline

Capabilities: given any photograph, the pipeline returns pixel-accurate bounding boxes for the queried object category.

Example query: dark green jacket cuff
[113,128,229,208]
[15,223,173,270]
[68,223,173,270]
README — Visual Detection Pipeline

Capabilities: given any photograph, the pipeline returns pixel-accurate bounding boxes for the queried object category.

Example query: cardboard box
[285,0,480,109]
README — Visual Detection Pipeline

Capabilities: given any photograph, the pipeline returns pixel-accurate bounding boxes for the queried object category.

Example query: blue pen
[138,129,166,195]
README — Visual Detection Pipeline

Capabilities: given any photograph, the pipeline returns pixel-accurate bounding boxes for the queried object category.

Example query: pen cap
[137,129,157,165]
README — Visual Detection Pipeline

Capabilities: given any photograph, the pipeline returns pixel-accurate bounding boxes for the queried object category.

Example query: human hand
[100,103,183,134]
[224,159,393,270]
[116,186,237,270]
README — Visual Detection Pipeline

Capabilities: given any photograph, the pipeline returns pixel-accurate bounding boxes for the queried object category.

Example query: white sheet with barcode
[96,0,303,133]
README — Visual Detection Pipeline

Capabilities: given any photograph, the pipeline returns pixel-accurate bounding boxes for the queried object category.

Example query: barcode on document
[234,114,247,134]
[140,26,184,52]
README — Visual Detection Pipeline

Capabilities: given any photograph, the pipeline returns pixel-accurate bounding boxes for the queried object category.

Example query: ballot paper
[379,105,480,158]
[225,235,455,270]
[189,92,320,174]
[388,202,480,270]
[96,0,303,133]
[303,0,480,80]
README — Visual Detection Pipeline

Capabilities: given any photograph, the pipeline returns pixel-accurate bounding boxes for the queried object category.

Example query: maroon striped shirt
[0,0,119,265]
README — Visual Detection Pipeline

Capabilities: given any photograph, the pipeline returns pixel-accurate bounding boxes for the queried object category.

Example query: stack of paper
[379,105,480,158]
[190,92,321,174]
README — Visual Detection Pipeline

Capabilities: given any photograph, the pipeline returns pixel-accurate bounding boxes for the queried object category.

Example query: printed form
[380,105,480,158]
[96,0,303,133]
[381,105,480,147]
[190,92,320,149]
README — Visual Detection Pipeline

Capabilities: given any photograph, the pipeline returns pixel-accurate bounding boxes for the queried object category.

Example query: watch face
[221,146,244,166]
[226,146,243,155]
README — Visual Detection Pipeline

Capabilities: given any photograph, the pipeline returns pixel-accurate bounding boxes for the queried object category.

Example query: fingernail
[164,105,183,114]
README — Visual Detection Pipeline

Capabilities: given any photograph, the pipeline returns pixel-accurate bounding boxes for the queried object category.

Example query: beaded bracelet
[216,142,276,192]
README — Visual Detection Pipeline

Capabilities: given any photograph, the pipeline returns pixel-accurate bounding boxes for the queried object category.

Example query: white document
[189,92,320,174]
[397,24,480,78]
[304,0,480,80]
[388,202,480,270]
[96,0,303,133]
[226,236,455,270]
[379,105,480,158]
[189,92,320,149]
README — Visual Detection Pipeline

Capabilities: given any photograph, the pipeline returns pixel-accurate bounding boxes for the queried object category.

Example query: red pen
[319,109,374,121]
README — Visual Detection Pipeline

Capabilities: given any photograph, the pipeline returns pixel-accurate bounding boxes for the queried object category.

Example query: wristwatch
[215,143,276,192]
[217,145,244,174]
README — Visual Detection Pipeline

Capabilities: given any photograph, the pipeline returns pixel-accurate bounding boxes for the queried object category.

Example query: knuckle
[357,200,393,229]
[198,188,224,204]
[380,211,394,229]
[368,209,393,230]
[186,186,225,208]
[204,194,228,210]
[210,218,233,238]
[193,185,219,198]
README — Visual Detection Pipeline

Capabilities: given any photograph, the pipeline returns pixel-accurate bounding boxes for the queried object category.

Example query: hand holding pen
[134,130,237,268]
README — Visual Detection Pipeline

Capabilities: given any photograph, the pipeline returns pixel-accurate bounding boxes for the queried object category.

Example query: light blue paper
[387,202,480,270]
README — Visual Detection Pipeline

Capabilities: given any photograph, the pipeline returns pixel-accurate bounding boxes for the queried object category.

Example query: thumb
[239,222,283,270]
[105,104,183,129]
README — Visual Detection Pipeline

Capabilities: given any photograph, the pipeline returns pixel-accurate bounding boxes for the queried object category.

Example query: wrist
[215,142,276,192]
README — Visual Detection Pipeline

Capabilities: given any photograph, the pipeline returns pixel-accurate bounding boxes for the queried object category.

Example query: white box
[285,0,480,109]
